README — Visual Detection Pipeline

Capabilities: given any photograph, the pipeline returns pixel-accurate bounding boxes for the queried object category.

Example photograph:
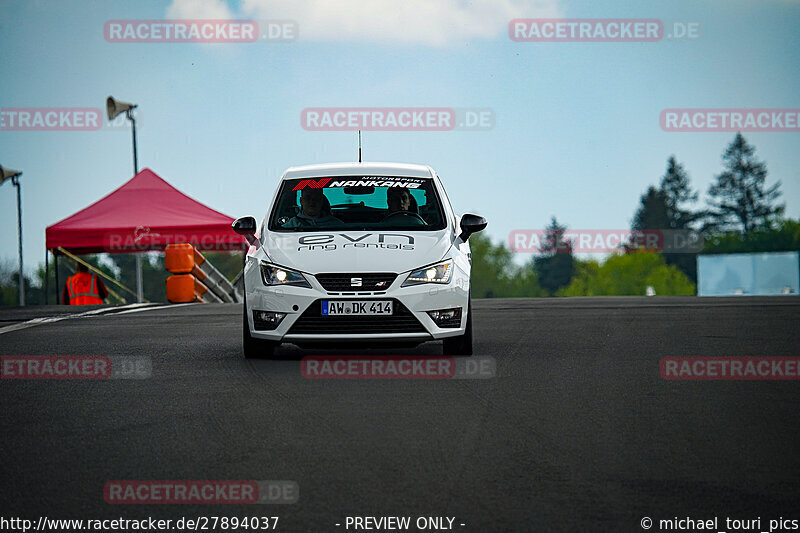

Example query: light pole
[1,165,24,306]
[106,96,143,303]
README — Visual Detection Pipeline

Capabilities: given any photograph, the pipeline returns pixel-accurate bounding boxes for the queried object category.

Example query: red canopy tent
[46,168,244,253]
[46,168,245,303]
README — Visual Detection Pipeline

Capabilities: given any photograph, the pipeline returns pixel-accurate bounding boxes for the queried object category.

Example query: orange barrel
[165,243,195,274]
[166,274,195,303]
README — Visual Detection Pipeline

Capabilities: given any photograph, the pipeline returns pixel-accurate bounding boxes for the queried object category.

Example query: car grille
[287,299,427,335]
[315,273,397,292]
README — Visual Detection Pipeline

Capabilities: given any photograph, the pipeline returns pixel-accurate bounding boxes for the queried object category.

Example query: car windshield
[269,176,447,231]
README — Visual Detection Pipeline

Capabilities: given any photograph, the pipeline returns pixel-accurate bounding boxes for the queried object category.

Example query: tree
[660,156,701,228]
[633,156,700,231]
[469,233,544,298]
[706,133,784,233]
[558,252,695,296]
[632,186,670,232]
[0,260,45,306]
[108,254,169,303]
[532,217,575,294]
[631,156,702,282]
[556,259,600,297]
[703,218,800,254]
[205,251,245,281]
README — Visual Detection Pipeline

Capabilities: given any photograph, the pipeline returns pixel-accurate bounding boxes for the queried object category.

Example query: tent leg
[136,254,144,303]
[55,252,60,304]
[45,250,50,305]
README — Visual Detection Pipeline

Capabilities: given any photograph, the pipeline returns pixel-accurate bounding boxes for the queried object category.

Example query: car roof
[282,162,435,180]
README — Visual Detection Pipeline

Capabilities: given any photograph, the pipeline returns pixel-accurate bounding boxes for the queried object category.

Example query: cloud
[166,0,235,20]
[166,0,563,46]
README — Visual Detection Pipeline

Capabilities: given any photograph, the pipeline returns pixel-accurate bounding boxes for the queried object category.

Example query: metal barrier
[165,244,241,303]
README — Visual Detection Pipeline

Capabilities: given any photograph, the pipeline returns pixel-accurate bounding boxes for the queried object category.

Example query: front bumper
[244,266,470,344]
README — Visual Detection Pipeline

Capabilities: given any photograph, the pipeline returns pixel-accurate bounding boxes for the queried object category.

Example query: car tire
[442,297,473,356]
[243,300,277,359]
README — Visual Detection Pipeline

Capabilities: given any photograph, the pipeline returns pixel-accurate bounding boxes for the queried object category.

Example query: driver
[386,187,413,214]
[284,188,343,228]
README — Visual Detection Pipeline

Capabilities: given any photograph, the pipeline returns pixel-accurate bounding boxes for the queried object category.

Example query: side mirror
[232,216,257,243]
[459,213,487,241]
[232,216,257,235]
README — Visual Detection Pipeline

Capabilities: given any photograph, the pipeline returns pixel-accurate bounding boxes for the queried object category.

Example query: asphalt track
[1,297,799,532]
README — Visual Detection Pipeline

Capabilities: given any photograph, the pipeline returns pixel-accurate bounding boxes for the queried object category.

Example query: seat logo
[350,277,362,287]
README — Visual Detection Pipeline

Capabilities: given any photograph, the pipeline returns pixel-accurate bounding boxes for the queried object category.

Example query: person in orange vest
[63,262,108,305]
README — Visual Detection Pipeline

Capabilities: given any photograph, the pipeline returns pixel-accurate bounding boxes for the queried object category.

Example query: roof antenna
[358,130,362,163]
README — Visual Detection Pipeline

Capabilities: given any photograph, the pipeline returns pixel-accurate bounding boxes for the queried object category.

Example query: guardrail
[165,244,241,303]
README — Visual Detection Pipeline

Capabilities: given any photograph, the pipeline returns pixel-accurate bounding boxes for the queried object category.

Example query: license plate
[322,300,393,316]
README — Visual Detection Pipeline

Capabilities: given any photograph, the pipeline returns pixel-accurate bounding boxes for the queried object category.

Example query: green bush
[558,252,695,296]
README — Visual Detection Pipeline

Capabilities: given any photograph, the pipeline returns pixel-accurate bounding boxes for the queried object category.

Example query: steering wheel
[382,210,427,225]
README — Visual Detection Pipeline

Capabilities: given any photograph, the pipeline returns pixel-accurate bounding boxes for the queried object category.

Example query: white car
[233,162,486,358]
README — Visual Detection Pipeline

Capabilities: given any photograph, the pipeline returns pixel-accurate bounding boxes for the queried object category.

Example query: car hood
[262,229,454,274]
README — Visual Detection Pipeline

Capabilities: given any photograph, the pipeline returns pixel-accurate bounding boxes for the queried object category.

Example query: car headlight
[260,262,311,288]
[402,259,454,287]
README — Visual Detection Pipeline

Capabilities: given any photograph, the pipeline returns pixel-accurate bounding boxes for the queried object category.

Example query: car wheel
[442,297,473,356]
[243,300,277,359]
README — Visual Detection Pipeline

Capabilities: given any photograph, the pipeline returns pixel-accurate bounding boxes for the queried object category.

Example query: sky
[1,0,798,278]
